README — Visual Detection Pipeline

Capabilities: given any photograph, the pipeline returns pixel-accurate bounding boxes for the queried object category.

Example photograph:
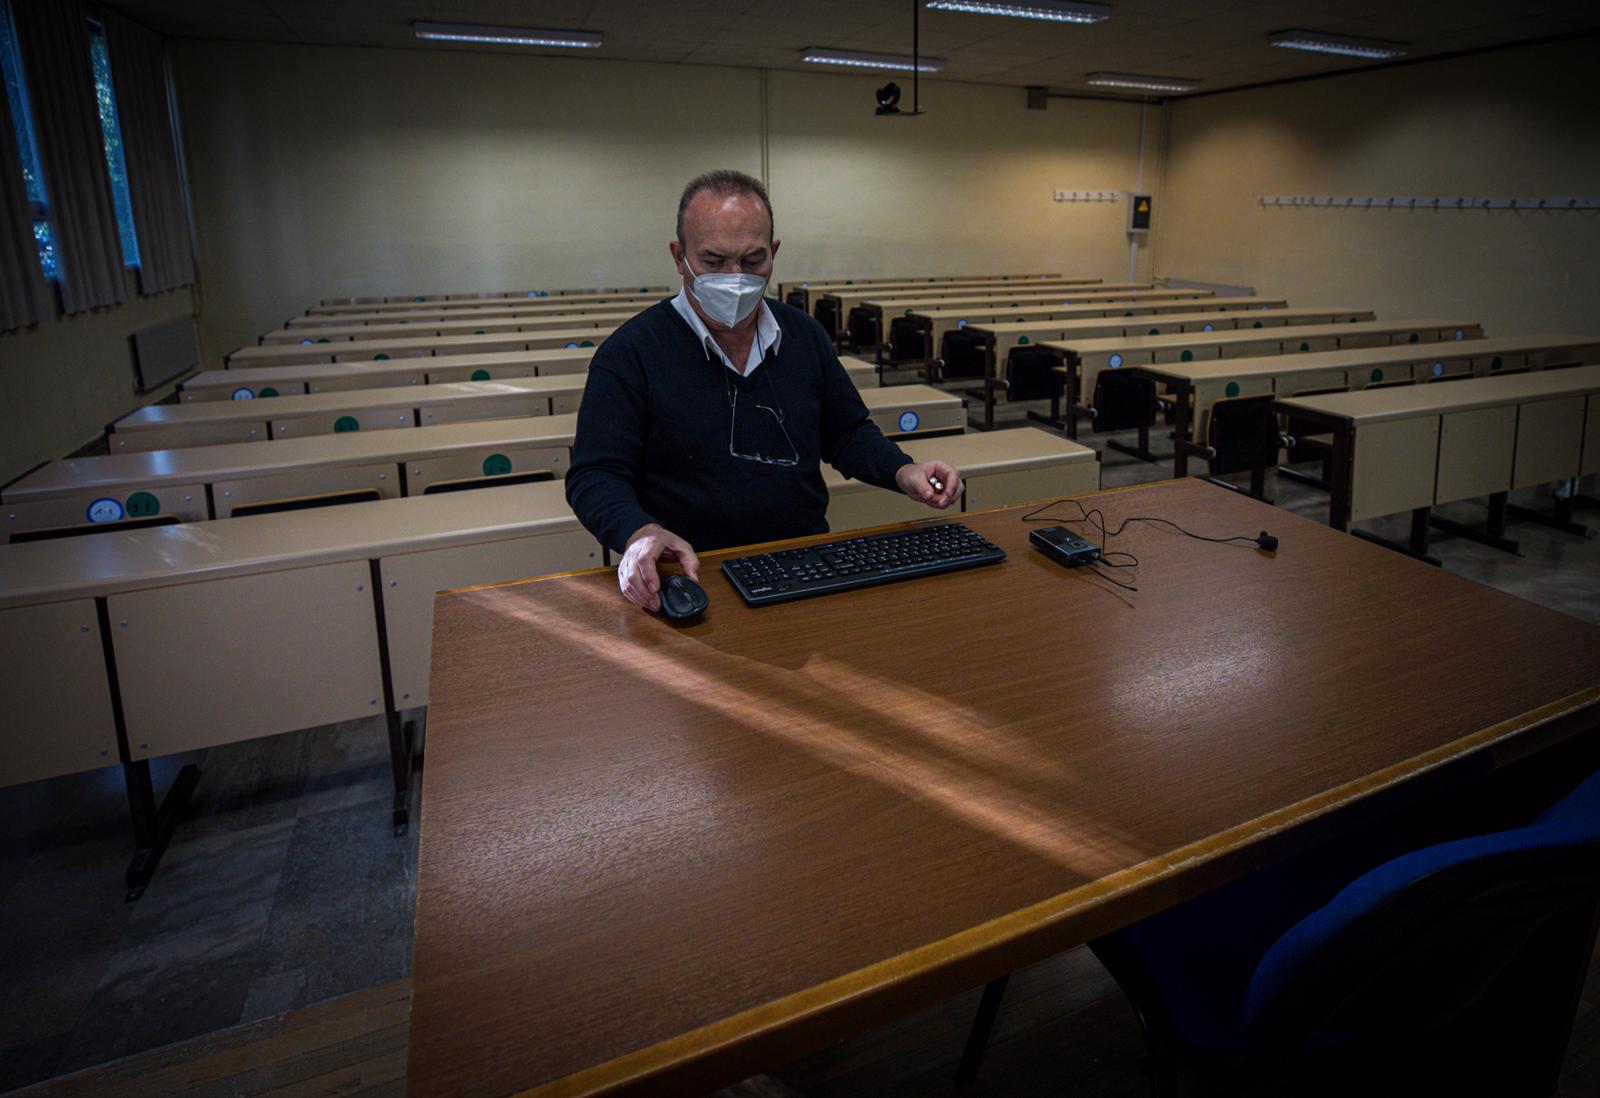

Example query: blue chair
[960,766,1600,1096]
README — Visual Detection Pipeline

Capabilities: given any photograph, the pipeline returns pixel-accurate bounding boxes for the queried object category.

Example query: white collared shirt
[671,287,782,377]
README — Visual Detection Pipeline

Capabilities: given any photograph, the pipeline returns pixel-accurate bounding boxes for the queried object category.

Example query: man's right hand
[618,523,701,612]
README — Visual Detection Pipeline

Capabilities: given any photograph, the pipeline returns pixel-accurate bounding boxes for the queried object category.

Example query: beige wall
[0,277,195,485]
[766,71,1155,285]
[1154,38,1600,336]
[170,41,1158,363]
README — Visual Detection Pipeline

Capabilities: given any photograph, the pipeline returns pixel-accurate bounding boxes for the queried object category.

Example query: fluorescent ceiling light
[801,48,946,73]
[1269,30,1407,60]
[413,22,603,48]
[1085,72,1199,93]
[925,0,1110,24]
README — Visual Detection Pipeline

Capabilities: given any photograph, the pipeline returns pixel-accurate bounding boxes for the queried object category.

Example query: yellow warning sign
[1137,199,1149,212]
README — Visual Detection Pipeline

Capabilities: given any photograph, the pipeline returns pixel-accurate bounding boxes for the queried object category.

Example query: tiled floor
[0,721,419,1092]
[2,383,1596,1094]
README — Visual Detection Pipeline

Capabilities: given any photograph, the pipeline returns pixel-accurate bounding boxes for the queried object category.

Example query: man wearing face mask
[566,169,963,612]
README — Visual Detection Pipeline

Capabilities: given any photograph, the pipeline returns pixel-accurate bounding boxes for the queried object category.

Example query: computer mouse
[659,574,710,621]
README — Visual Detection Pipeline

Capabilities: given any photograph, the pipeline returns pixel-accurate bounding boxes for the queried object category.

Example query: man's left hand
[895,460,962,509]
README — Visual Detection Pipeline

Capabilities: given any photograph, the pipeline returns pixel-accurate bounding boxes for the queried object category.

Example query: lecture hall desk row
[777,272,1062,298]
[5,415,581,532]
[112,372,929,453]
[0,426,1099,883]
[1107,333,1600,480]
[5,363,910,535]
[833,284,1169,351]
[315,286,671,309]
[781,273,1073,314]
[285,299,657,328]
[969,306,1378,390]
[187,349,879,403]
[226,327,620,370]
[262,310,637,345]
[839,283,1161,353]
[982,317,1483,431]
[305,292,663,321]
[853,286,1215,359]
[1277,364,1600,546]
[897,295,1287,368]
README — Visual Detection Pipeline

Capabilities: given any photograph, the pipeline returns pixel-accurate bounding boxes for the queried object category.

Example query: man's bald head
[676,170,773,248]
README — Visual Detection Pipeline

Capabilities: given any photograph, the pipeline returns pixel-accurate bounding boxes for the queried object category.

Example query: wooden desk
[822,427,1097,530]
[858,385,965,438]
[1025,317,1483,434]
[263,311,635,344]
[833,284,1163,353]
[1276,365,1600,553]
[901,296,1286,370]
[1114,332,1600,479]
[112,377,585,450]
[409,478,1600,1097]
[783,275,1077,314]
[0,479,600,893]
[289,301,653,328]
[226,327,617,370]
[182,348,599,401]
[3,415,579,533]
[313,288,668,312]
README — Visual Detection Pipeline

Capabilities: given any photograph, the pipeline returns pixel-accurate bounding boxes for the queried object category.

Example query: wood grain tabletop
[410,478,1600,1097]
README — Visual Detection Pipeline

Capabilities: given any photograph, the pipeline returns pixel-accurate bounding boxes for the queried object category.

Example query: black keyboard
[721,522,1006,606]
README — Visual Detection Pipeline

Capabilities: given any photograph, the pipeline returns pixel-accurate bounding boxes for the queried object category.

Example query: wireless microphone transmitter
[1030,525,1102,567]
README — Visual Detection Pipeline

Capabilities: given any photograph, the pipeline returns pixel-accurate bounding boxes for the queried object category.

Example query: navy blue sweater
[566,300,912,553]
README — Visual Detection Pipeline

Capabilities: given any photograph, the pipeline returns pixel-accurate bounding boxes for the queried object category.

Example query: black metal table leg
[123,760,200,902]
[955,975,1010,1087]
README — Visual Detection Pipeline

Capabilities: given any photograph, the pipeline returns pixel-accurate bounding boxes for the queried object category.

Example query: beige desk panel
[1419,356,1475,382]
[264,314,628,344]
[530,359,591,378]
[1151,343,1224,365]
[1513,398,1586,489]
[0,600,120,786]
[1436,406,1516,505]
[1473,351,1528,373]
[271,409,415,439]
[1348,363,1417,388]
[380,530,602,708]
[4,484,209,538]
[552,392,581,417]
[108,560,384,758]
[860,386,965,437]
[962,461,1099,512]
[405,445,569,493]
[1585,396,1600,476]
[332,336,534,362]
[294,297,653,320]
[114,421,268,452]
[1194,378,1275,441]
[311,370,429,393]
[1351,418,1440,523]
[212,463,401,518]
[182,381,310,403]
[419,394,552,426]
[229,347,336,367]
[1281,365,1600,425]
[1277,370,1350,398]
[823,483,930,532]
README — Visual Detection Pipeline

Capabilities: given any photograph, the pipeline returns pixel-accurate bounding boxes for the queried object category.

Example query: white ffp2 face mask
[684,256,767,328]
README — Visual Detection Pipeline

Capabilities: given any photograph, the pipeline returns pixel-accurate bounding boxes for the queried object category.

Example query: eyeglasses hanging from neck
[727,369,799,467]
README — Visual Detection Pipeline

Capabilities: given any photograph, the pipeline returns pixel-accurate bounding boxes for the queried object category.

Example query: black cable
[1022,498,1266,551]
[1088,561,1138,592]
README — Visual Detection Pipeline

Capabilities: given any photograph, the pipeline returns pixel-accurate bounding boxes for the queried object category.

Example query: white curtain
[105,10,192,295]
[12,0,127,314]
[0,72,49,330]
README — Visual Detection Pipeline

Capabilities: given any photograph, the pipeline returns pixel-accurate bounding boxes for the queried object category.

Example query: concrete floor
[1,382,1595,1093]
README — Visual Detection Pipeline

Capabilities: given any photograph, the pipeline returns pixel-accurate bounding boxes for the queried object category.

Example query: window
[0,0,55,278]
[90,21,138,267]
